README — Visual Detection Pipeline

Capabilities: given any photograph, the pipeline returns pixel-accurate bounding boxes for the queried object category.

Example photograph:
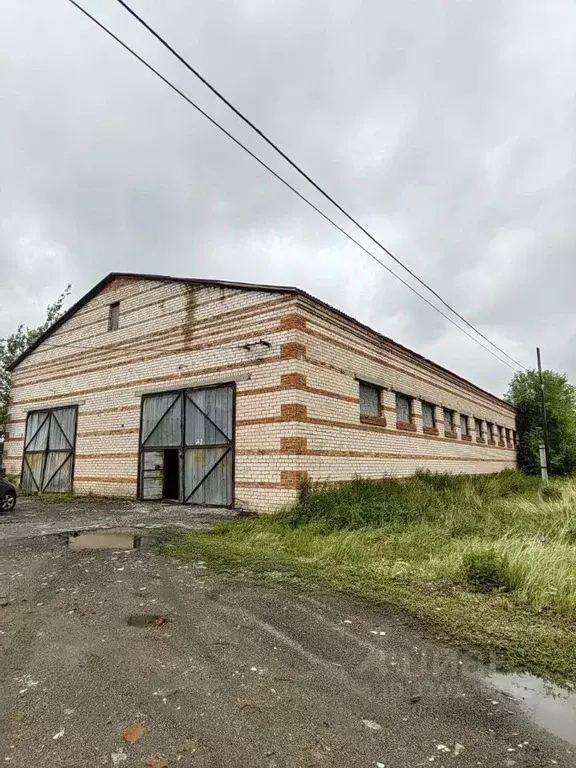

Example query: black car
[0,480,16,513]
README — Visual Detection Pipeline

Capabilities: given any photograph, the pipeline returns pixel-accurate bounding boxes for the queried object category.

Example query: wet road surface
[0,496,236,542]
[0,530,574,767]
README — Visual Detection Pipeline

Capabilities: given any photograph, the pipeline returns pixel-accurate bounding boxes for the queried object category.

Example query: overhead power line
[65,0,520,373]
[111,0,528,372]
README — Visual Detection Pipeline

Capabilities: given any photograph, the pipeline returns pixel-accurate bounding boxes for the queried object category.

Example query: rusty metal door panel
[21,406,77,493]
[141,451,164,500]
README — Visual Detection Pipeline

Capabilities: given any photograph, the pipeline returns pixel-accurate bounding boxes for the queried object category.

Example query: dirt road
[0,496,235,542]
[0,530,574,767]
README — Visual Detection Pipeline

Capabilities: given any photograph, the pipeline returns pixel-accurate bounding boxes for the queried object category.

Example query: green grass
[166,470,576,685]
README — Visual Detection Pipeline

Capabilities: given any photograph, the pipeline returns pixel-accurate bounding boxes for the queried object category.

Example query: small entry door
[141,451,164,500]
[139,384,234,507]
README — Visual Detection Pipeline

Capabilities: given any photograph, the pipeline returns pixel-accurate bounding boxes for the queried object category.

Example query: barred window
[460,415,469,436]
[444,409,454,433]
[396,393,412,424]
[422,402,434,428]
[359,382,380,417]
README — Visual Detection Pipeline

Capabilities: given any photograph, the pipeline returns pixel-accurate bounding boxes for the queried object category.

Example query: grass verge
[166,471,576,685]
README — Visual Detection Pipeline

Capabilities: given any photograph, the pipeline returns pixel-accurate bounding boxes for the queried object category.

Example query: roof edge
[7,272,514,412]
[7,273,117,372]
[293,293,515,412]
[6,272,298,372]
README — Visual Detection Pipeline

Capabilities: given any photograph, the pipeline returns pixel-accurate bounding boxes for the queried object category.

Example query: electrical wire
[112,0,527,372]
[64,0,518,372]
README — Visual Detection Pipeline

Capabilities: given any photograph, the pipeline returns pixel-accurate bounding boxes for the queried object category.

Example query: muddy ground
[0,496,236,542]
[0,503,574,766]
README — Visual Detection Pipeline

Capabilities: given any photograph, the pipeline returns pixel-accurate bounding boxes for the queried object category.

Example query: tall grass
[283,470,544,534]
[225,471,576,617]
[171,471,576,681]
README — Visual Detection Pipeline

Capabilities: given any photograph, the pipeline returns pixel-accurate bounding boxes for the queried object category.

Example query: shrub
[463,549,511,592]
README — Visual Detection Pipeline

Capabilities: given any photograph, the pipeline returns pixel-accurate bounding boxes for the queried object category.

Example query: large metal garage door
[139,384,234,507]
[21,406,78,493]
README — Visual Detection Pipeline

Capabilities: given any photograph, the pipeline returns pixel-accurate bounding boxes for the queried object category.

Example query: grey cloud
[1,0,575,397]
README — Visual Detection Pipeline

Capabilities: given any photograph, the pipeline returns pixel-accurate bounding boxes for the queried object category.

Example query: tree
[0,286,72,438]
[506,369,576,475]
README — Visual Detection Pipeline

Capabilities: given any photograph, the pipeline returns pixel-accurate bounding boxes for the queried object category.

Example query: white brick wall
[5,277,516,513]
[288,296,516,484]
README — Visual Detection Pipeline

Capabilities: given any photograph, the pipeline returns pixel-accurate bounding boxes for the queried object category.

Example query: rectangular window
[475,419,483,439]
[395,393,412,424]
[443,409,454,434]
[359,382,380,417]
[460,415,469,436]
[108,301,120,331]
[486,422,494,442]
[422,402,434,429]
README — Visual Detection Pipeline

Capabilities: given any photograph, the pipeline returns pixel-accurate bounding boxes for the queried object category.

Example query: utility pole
[536,347,551,479]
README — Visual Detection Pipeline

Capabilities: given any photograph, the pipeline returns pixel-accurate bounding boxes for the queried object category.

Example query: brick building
[4,273,517,512]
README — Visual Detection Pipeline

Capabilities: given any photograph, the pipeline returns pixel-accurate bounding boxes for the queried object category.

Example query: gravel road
[0,516,574,766]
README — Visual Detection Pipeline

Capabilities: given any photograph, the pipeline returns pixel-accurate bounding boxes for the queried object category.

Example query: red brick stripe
[237,413,516,449]
[297,299,514,415]
[12,356,281,407]
[14,321,281,388]
[302,325,514,420]
[236,448,514,462]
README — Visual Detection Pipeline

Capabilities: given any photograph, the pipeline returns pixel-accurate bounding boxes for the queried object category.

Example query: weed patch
[463,549,511,593]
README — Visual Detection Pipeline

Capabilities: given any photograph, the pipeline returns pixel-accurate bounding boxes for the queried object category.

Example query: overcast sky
[1,0,575,397]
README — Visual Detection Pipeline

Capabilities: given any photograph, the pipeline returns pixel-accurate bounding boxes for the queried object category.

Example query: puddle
[68,531,142,550]
[487,671,576,746]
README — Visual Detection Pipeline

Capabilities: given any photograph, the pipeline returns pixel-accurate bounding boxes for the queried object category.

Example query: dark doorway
[163,449,180,500]
[139,384,234,506]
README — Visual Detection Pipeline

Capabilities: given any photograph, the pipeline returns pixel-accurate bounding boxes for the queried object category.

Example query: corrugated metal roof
[7,271,514,410]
